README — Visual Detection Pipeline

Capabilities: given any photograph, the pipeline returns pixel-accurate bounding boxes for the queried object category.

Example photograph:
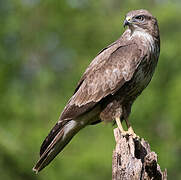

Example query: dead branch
[112,128,167,180]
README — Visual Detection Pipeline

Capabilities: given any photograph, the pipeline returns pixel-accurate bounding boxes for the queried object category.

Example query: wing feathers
[60,41,144,120]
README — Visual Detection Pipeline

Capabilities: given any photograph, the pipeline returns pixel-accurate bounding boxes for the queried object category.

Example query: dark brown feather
[40,121,68,156]
[60,42,144,121]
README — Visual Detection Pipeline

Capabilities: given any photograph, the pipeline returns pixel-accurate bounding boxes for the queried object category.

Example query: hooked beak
[123,17,131,28]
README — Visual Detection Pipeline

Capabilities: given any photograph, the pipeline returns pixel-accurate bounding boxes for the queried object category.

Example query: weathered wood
[112,128,167,180]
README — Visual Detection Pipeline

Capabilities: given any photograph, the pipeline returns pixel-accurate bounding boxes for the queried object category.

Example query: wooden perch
[112,128,167,180]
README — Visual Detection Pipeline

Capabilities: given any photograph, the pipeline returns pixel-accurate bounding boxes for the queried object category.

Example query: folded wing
[61,42,144,120]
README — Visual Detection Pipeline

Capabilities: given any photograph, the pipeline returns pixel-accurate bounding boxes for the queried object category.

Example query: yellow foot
[115,117,139,139]
[120,127,139,139]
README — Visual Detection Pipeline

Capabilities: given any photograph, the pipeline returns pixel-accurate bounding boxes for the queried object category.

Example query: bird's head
[124,9,159,38]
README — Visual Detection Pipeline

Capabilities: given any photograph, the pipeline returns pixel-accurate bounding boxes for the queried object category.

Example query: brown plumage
[33,9,160,173]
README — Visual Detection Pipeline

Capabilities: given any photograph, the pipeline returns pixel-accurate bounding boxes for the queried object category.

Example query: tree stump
[112,128,167,180]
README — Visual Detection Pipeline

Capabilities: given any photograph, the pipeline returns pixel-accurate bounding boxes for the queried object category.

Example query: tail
[32,119,86,173]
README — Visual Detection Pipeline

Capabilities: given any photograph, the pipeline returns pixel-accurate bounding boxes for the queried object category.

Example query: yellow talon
[115,117,125,133]
[115,117,139,139]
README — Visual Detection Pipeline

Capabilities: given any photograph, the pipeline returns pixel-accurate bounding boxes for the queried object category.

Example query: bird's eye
[135,15,145,21]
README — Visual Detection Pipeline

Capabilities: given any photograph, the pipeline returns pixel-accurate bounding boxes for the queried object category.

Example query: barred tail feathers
[32,120,86,173]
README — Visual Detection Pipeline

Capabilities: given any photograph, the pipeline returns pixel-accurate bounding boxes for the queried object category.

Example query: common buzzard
[33,9,160,173]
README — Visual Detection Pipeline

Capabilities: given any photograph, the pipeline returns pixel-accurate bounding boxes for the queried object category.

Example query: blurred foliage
[0,0,181,179]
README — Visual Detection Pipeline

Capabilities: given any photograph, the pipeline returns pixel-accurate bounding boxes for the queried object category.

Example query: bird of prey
[33,9,160,173]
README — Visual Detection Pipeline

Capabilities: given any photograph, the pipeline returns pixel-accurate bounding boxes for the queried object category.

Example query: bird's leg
[115,117,125,133]
[125,117,138,138]
[115,117,139,138]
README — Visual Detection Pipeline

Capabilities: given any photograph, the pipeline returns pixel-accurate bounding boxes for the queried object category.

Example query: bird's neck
[127,28,153,42]
[124,28,156,54]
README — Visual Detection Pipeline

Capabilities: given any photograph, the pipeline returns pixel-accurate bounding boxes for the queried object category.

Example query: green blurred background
[1,0,181,179]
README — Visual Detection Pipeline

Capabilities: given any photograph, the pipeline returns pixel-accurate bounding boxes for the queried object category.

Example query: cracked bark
[112,128,167,180]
